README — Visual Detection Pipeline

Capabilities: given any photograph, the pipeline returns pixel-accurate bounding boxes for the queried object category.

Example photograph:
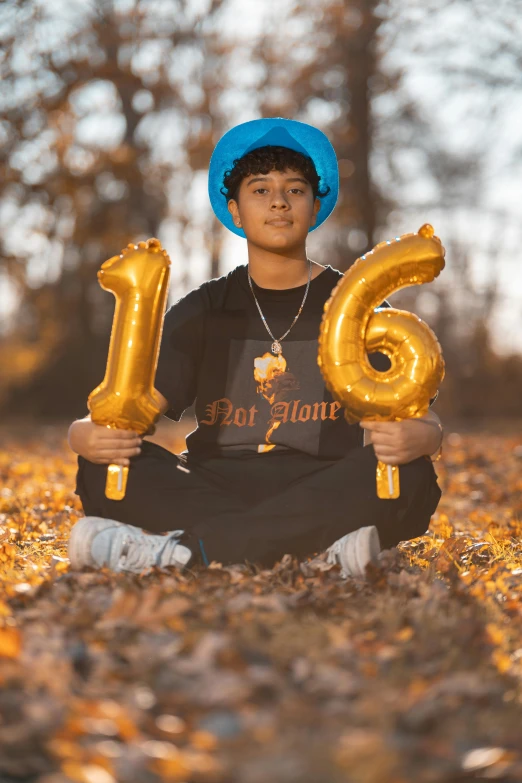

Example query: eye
[253,187,268,194]
[289,188,304,194]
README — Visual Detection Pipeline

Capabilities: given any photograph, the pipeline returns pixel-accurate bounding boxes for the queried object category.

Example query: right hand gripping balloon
[318,224,445,499]
[88,238,171,501]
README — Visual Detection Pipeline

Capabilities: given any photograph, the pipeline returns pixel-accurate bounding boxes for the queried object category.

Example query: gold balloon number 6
[318,224,446,499]
[88,238,171,501]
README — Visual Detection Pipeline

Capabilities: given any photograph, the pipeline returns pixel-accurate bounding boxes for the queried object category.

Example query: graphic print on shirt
[253,351,300,452]
[199,338,342,456]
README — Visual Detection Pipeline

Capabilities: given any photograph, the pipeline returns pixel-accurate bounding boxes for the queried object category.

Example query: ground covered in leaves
[1,423,522,783]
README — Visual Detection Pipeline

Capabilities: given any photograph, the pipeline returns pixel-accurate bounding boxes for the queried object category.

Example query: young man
[68,118,443,577]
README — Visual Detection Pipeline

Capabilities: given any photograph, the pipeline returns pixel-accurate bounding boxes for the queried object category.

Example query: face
[227,168,321,253]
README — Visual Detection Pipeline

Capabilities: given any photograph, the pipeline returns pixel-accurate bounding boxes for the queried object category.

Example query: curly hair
[221,145,331,203]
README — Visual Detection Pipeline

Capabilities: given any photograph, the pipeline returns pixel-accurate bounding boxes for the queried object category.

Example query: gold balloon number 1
[318,224,446,499]
[88,238,171,501]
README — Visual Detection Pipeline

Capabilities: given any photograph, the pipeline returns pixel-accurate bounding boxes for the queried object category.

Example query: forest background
[1,0,521,424]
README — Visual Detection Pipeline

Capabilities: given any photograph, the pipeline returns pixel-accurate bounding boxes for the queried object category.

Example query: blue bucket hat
[208,117,339,238]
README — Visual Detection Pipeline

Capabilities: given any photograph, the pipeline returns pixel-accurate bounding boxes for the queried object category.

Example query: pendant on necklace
[271,340,282,355]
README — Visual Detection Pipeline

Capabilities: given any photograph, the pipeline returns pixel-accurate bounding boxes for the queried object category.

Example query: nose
[270,187,290,210]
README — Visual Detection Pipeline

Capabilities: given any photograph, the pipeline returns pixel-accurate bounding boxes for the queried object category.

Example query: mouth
[266,218,293,227]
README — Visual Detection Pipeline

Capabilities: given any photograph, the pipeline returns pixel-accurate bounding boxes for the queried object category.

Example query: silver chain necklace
[248,260,313,355]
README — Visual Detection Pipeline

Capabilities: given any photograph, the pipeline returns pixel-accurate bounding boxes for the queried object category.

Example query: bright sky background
[182,0,522,356]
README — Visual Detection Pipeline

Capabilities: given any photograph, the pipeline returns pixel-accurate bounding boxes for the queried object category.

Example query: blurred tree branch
[0,0,227,415]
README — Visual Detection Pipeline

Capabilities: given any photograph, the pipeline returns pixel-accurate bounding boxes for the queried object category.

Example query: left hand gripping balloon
[88,238,171,501]
[318,224,445,499]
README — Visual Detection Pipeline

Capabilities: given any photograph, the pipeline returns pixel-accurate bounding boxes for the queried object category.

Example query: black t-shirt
[155,264,389,461]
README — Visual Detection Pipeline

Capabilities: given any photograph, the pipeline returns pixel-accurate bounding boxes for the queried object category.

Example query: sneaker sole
[68,516,125,570]
[356,525,381,572]
[343,525,381,577]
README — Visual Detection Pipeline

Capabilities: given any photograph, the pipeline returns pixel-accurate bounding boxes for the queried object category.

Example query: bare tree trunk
[345,2,379,264]
[209,220,222,280]
[256,0,383,271]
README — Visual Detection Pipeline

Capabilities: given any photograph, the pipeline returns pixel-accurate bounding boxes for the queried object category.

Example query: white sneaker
[325,525,381,577]
[68,516,192,574]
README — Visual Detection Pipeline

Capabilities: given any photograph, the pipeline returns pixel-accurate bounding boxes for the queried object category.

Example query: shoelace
[118,530,185,571]
[326,538,344,566]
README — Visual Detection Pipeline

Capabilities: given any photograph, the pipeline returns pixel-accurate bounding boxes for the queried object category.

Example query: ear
[227,199,242,228]
[310,197,321,227]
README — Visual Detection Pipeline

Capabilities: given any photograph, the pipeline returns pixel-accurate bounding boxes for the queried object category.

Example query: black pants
[75,443,441,568]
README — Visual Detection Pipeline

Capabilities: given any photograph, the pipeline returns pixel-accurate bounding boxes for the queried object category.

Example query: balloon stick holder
[105,463,129,501]
[376,461,400,499]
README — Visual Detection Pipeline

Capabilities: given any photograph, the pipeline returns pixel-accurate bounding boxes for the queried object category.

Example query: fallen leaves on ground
[1,424,522,783]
